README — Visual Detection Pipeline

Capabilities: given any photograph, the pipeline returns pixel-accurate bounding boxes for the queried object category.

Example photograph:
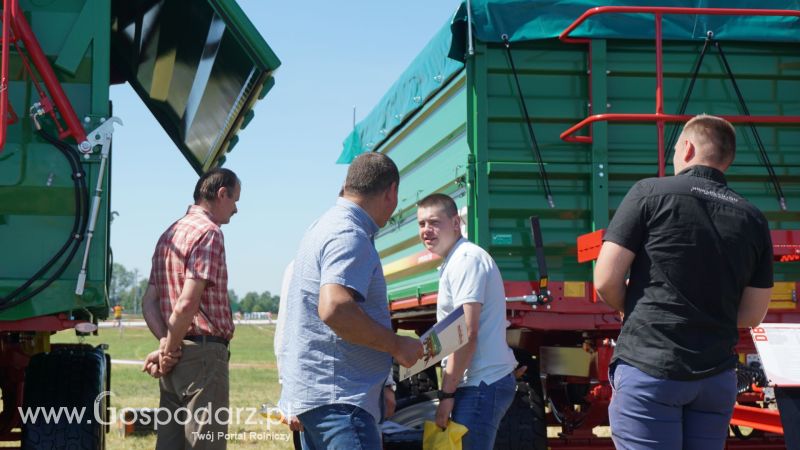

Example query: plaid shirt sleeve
[186,229,224,287]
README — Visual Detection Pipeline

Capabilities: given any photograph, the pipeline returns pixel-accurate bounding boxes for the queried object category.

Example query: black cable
[502,34,555,208]
[715,41,787,211]
[663,33,713,166]
[0,129,88,310]
[529,216,551,305]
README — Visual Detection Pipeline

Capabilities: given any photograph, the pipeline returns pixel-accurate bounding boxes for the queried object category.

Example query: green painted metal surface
[0,0,278,323]
[0,0,111,321]
[366,20,800,304]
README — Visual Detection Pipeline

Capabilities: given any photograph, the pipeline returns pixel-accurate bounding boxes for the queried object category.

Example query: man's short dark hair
[194,168,239,203]
[683,115,736,167]
[418,193,458,218]
[343,153,399,197]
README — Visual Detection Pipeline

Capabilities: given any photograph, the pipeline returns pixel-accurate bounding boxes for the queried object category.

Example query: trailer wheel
[494,379,547,450]
[495,349,547,450]
[22,344,108,450]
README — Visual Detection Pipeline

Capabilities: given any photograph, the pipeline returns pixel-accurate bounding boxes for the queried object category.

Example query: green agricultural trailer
[0,0,278,447]
[342,2,800,449]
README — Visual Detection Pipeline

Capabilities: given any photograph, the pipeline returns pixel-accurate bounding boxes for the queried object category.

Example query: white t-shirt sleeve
[448,253,488,307]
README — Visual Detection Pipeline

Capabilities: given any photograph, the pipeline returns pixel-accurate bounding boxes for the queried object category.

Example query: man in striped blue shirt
[279,153,423,449]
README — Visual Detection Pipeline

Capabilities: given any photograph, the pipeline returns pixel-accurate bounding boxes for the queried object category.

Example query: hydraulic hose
[0,129,87,311]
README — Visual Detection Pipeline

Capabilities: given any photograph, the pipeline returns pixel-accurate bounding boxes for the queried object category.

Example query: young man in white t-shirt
[417,193,517,449]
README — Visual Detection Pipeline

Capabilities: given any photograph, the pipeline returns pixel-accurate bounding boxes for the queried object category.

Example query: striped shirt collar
[186,204,217,223]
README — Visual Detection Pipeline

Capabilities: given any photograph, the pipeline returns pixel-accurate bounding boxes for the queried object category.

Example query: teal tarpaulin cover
[337,18,464,164]
[462,0,800,44]
[338,0,800,163]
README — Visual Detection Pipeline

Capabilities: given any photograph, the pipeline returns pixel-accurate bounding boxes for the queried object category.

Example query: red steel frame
[557,6,800,177]
[0,0,11,150]
[0,0,87,150]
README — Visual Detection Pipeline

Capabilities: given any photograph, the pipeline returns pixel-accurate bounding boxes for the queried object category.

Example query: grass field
[48,324,294,449]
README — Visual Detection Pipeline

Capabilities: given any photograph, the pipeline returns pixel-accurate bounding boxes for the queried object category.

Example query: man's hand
[282,415,303,432]
[158,337,182,375]
[435,398,454,429]
[391,335,424,368]
[142,350,162,378]
[384,386,396,419]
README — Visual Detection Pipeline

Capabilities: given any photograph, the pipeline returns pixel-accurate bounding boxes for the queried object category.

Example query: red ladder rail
[558,6,800,177]
[0,0,12,151]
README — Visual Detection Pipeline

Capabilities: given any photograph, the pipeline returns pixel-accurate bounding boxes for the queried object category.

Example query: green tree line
[110,263,280,314]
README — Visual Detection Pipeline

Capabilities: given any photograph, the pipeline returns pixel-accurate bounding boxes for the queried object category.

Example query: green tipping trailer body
[0,1,278,446]
[0,0,279,322]
[346,1,800,447]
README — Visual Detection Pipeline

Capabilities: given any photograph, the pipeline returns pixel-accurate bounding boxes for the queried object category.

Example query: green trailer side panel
[590,40,609,230]
[0,0,111,320]
[375,73,469,301]
[371,34,800,304]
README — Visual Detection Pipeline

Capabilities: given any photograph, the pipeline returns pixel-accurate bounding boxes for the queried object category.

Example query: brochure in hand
[399,305,468,381]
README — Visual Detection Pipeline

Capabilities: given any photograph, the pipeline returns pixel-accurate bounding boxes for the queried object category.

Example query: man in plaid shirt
[141,167,240,449]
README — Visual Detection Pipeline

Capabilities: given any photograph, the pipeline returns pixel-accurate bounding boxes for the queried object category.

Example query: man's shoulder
[161,214,222,245]
[310,207,369,239]
[631,176,667,193]
[297,214,374,265]
[181,211,221,232]
[449,240,494,268]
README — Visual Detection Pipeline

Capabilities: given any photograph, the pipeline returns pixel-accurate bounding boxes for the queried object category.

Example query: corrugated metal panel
[376,74,468,301]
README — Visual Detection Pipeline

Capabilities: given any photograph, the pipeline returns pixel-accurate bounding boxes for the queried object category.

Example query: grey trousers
[156,340,230,450]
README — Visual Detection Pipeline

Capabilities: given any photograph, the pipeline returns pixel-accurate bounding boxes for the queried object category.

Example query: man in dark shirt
[595,114,774,450]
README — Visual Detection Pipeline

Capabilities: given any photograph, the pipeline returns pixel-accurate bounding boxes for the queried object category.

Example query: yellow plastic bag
[422,420,468,450]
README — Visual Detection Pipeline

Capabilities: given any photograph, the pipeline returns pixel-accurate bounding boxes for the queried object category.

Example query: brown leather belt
[184,335,229,347]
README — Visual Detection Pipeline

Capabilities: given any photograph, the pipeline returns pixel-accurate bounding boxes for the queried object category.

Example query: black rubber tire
[22,344,108,450]
[493,379,548,450]
[494,349,547,450]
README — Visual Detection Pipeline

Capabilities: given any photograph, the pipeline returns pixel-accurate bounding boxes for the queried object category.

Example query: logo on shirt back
[689,186,739,204]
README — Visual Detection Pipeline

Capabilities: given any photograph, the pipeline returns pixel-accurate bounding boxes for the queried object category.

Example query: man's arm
[318,283,423,367]
[594,241,636,312]
[435,302,481,428]
[142,283,166,339]
[163,278,207,355]
[738,286,773,328]
[141,281,182,375]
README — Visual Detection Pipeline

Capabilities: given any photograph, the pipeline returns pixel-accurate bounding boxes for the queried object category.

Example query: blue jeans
[452,372,516,450]
[609,361,737,450]
[298,403,382,450]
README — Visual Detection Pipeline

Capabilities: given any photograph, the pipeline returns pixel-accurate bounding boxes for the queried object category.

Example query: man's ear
[216,186,228,200]
[684,140,695,163]
[386,182,398,201]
